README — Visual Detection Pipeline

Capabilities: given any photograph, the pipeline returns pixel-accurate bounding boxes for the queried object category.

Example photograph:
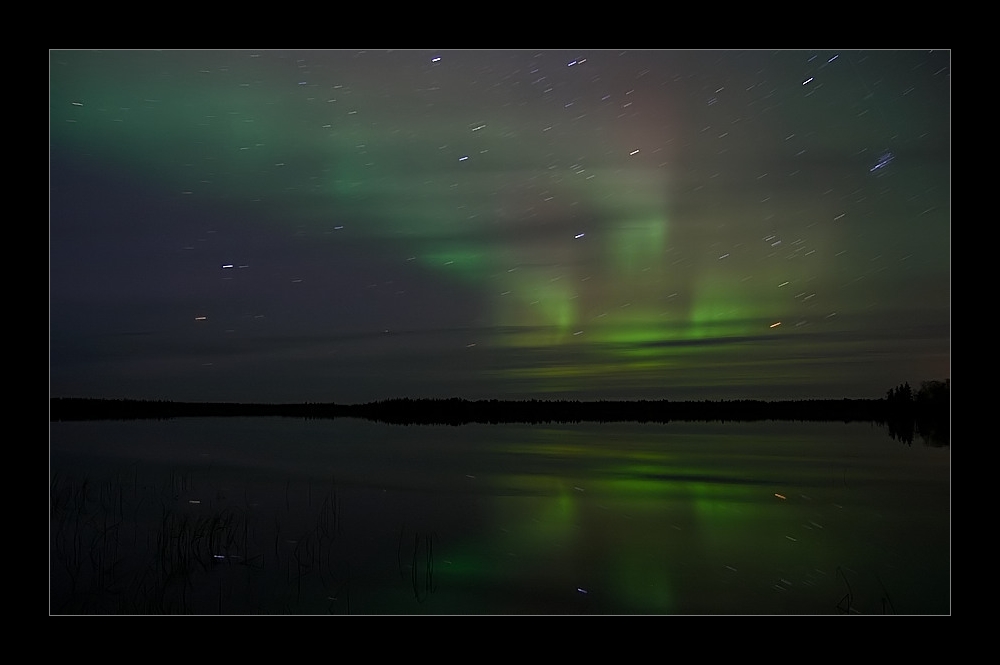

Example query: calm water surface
[50,418,950,615]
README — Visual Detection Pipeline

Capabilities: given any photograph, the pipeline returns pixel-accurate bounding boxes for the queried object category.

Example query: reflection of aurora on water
[49,50,950,404]
[395,422,948,614]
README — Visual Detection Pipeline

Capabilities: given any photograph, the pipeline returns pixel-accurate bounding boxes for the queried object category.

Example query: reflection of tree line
[881,380,950,446]
[49,379,949,445]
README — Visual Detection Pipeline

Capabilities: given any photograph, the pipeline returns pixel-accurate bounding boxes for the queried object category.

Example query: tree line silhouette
[49,379,949,445]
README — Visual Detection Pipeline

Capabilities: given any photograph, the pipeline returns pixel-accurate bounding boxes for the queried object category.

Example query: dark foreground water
[50,418,950,615]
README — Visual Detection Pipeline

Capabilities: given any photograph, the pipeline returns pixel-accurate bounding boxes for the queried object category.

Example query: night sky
[49,50,950,404]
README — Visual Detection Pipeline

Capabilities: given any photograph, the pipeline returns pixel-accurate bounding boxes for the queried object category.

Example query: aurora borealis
[49,50,951,403]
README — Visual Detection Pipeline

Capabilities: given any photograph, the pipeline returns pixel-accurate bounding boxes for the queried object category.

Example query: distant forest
[50,379,949,446]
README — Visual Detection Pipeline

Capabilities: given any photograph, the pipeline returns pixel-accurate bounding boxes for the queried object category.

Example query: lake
[50,417,950,615]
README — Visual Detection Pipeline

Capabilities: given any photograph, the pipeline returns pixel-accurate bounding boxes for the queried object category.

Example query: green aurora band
[50,50,950,400]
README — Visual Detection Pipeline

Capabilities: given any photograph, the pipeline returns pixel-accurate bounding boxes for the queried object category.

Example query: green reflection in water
[49,418,951,615]
[473,427,829,614]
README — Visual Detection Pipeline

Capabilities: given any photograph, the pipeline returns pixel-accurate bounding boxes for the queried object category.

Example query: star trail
[49,50,950,403]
